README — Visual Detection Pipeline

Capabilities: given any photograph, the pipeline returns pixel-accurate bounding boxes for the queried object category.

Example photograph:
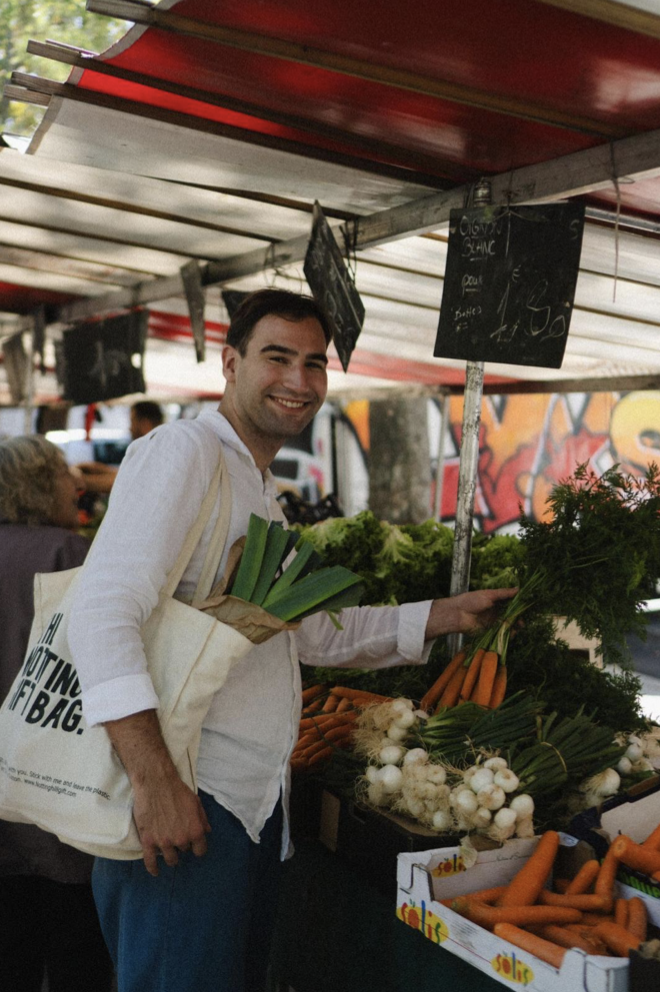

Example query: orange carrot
[627,897,648,942]
[459,649,484,703]
[301,684,324,706]
[328,686,392,706]
[535,925,605,955]
[611,834,660,876]
[464,885,508,904]
[642,822,660,850]
[451,898,581,930]
[538,891,612,912]
[580,912,616,926]
[472,650,499,707]
[302,697,324,715]
[554,879,570,894]
[498,831,560,907]
[320,724,355,744]
[321,694,339,713]
[488,665,508,709]
[335,697,353,713]
[437,663,468,710]
[566,859,600,895]
[594,847,620,901]
[614,898,629,929]
[493,923,566,969]
[419,652,466,712]
[591,921,641,957]
[306,746,333,767]
[298,711,357,733]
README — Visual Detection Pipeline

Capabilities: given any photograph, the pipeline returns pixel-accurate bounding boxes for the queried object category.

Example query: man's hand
[104,709,211,877]
[132,771,211,877]
[425,587,518,640]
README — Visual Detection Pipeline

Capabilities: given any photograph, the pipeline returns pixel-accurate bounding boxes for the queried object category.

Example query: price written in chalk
[434,203,585,369]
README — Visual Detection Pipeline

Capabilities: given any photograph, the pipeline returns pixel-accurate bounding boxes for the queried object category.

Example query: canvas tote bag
[0,447,253,859]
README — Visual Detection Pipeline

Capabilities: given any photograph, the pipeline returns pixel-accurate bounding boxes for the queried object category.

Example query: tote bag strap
[161,445,231,600]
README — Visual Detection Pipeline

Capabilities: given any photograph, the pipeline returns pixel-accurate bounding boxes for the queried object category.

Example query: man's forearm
[104,708,176,787]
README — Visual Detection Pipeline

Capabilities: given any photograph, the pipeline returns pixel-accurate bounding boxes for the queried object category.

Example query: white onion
[494,807,518,831]
[393,708,416,729]
[455,789,479,816]
[386,724,408,742]
[378,745,405,766]
[365,765,380,784]
[463,766,477,784]
[425,765,447,785]
[473,807,492,829]
[413,709,429,721]
[626,742,644,762]
[391,698,414,714]
[510,794,535,819]
[367,782,388,806]
[470,768,495,794]
[476,785,506,810]
[516,816,535,839]
[432,810,454,832]
[494,769,520,794]
[380,765,404,794]
[617,756,633,776]
[484,757,508,772]
[403,748,429,766]
[405,799,425,818]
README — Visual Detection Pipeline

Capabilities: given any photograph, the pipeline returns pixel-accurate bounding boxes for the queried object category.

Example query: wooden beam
[24,40,478,184]
[9,74,447,190]
[3,86,49,107]
[86,0,625,138]
[534,0,660,40]
[46,123,660,325]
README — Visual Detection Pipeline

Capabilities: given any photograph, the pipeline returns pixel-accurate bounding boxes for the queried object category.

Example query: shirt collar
[198,408,279,496]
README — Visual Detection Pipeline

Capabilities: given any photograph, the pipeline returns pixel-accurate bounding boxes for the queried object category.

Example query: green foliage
[295,511,391,605]
[0,1,126,137]
[517,463,660,666]
[470,533,524,590]
[505,613,648,734]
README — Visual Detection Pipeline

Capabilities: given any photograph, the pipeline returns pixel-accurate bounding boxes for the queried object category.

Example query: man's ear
[221,344,238,382]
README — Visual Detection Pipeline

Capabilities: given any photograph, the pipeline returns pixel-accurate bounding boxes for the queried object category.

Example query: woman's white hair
[0,435,69,525]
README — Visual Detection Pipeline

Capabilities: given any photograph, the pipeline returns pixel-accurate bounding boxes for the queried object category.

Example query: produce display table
[270,836,503,992]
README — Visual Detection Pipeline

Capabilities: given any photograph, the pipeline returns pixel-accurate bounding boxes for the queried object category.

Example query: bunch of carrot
[448,828,654,967]
[420,648,506,714]
[290,684,392,773]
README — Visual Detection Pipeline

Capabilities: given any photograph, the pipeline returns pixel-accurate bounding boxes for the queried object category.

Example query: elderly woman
[0,435,113,992]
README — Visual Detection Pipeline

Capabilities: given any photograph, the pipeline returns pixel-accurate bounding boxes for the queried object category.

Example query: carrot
[302,697,324,715]
[293,738,334,761]
[594,847,620,901]
[306,746,333,767]
[320,724,355,744]
[538,891,612,912]
[301,684,324,706]
[335,697,353,713]
[298,711,358,733]
[321,694,339,713]
[591,921,641,957]
[458,649,484,703]
[614,898,629,929]
[566,859,600,895]
[554,878,570,894]
[627,897,648,942]
[611,834,660,876]
[328,686,392,706]
[437,663,468,710]
[488,665,508,709]
[451,898,581,930]
[535,924,605,955]
[471,650,499,707]
[464,885,508,904]
[642,822,660,850]
[493,923,566,969]
[419,652,466,712]
[579,912,616,926]
[498,830,560,907]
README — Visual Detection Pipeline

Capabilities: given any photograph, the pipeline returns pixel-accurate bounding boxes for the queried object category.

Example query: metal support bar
[433,393,449,520]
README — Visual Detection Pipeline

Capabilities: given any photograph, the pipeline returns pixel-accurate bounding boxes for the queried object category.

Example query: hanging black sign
[303,202,365,372]
[59,310,147,404]
[434,203,585,369]
[221,290,251,322]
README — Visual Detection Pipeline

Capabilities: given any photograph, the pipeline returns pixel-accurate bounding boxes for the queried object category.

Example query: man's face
[130,411,151,440]
[222,313,329,444]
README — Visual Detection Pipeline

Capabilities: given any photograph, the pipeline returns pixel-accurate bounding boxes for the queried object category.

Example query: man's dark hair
[131,400,164,426]
[226,289,332,356]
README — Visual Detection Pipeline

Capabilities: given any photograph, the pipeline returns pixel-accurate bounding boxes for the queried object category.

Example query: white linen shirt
[68,409,433,856]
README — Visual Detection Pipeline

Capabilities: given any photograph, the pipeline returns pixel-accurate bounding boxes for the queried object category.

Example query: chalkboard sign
[434,203,585,369]
[304,202,365,372]
[59,310,147,404]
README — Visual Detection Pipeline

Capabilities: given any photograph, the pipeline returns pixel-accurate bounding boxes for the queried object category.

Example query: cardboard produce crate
[396,835,635,992]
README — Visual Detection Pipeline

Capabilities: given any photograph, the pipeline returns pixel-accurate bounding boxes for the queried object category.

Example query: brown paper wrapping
[193,536,300,645]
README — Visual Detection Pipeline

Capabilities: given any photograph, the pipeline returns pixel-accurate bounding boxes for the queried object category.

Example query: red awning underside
[74,0,660,217]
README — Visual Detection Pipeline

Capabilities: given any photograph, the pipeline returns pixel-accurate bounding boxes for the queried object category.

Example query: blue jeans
[92,791,283,992]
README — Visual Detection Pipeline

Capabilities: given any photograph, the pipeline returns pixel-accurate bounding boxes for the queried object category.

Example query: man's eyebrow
[260,344,328,365]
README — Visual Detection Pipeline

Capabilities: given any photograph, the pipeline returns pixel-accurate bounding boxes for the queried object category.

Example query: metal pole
[23,332,35,435]
[433,393,449,520]
[447,180,491,654]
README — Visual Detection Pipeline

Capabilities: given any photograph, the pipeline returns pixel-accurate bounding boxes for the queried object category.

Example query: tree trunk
[368,396,431,524]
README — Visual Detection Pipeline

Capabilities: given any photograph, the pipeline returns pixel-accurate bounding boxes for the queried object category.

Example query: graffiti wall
[343,391,660,533]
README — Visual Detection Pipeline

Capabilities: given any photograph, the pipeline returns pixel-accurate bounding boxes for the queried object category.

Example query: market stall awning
[3,0,660,403]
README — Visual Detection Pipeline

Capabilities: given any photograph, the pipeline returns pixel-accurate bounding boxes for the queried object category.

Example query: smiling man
[68,289,516,992]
